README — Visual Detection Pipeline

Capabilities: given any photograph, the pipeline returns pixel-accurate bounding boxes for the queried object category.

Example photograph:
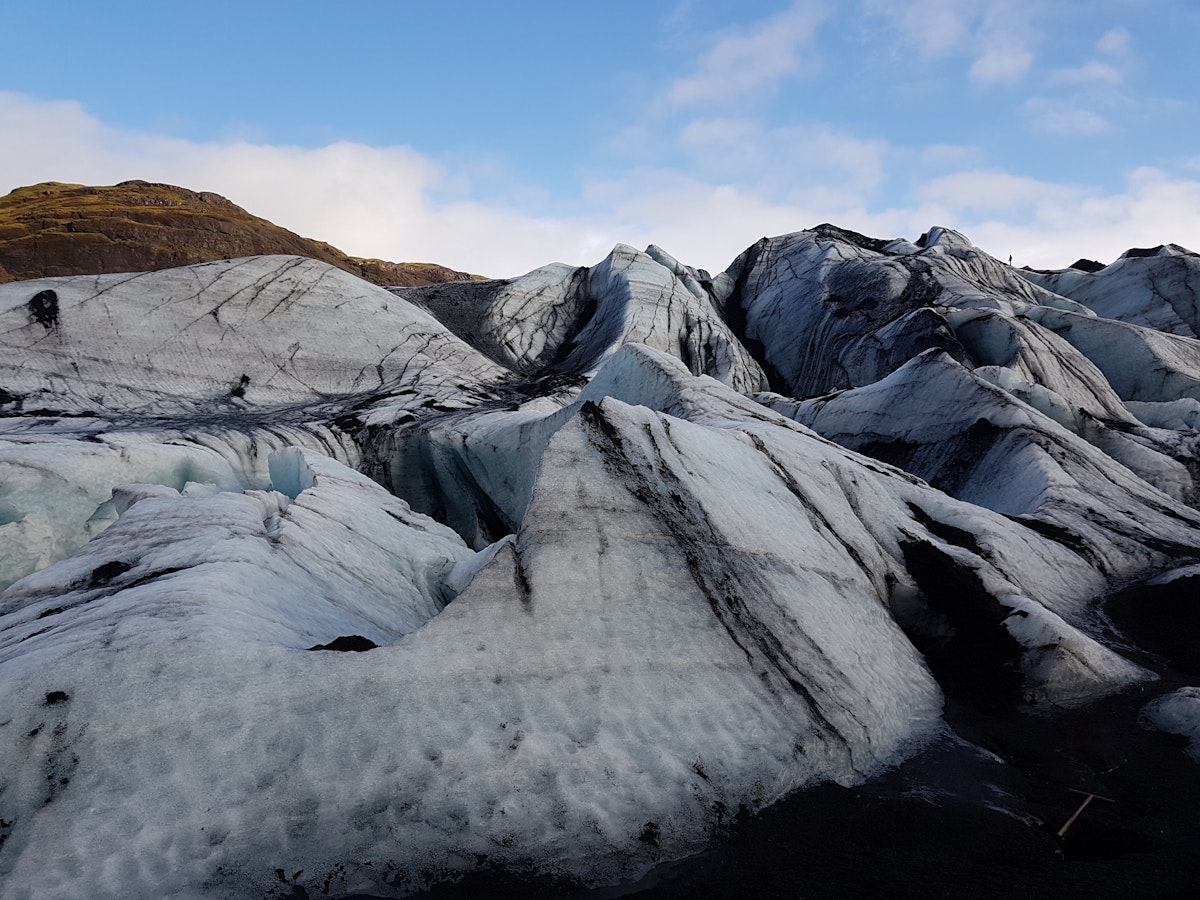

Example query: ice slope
[1144,687,1200,759]
[761,349,1200,563]
[0,256,516,588]
[575,347,1152,708]
[0,255,509,417]
[0,345,1155,898]
[0,222,1198,897]
[720,225,1077,398]
[0,449,472,657]
[0,420,358,591]
[359,393,575,549]
[1021,244,1200,338]
[727,227,1200,508]
[1,379,946,896]
[392,243,766,393]
[1019,304,1200,406]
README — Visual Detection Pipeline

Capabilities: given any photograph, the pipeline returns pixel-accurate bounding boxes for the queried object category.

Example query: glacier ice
[0,255,509,417]
[0,420,359,591]
[392,243,766,392]
[1,226,1199,897]
[1143,687,1200,759]
[1021,244,1200,338]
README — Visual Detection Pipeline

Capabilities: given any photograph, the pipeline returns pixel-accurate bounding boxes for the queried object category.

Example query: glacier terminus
[1,225,1199,897]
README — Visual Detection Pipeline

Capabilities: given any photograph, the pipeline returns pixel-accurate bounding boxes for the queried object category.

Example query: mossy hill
[0,181,479,286]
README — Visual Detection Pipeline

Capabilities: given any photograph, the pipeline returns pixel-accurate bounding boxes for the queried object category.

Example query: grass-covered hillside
[0,180,478,286]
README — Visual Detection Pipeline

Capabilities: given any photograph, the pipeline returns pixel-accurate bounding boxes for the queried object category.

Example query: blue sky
[2,0,1198,276]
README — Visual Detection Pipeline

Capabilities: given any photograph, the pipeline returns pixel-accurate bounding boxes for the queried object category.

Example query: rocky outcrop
[0,181,478,286]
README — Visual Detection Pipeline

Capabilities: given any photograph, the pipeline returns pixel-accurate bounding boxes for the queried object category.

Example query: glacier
[1,226,1199,897]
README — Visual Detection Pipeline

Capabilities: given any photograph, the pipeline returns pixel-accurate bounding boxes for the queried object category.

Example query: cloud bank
[2,86,1197,277]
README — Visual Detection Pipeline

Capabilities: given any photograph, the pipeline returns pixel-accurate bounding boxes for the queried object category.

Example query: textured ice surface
[0,422,358,590]
[1143,688,1200,759]
[0,255,508,416]
[0,227,1197,897]
[394,244,766,392]
[1021,245,1200,337]
[1020,304,1200,405]
[1,449,471,656]
[0,391,950,897]
[762,350,1200,553]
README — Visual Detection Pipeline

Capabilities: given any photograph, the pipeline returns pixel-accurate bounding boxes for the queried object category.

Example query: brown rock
[0,181,480,286]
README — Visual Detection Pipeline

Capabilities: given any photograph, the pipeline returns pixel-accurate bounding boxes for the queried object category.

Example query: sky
[2,0,1198,278]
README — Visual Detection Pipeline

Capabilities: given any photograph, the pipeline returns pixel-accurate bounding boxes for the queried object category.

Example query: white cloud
[1022,97,1110,135]
[579,167,925,271]
[969,3,1038,84]
[2,92,1197,284]
[969,45,1034,84]
[862,0,975,61]
[582,170,819,267]
[864,0,1038,85]
[0,92,873,278]
[675,117,888,200]
[662,0,698,37]
[665,0,829,107]
[674,117,751,145]
[1049,60,1123,87]
[578,160,1200,273]
[1049,26,1132,86]
[909,166,1200,268]
[1096,26,1132,58]
[918,170,1070,212]
[919,143,985,168]
[0,92,608,278]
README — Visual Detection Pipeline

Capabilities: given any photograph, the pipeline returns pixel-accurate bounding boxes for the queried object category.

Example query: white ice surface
[581,347,1153,705]
[946,308,1137,425]
[0,448,472,656]
[0,227,1196,898]
[725,226,1091,399]
[0,383,955,897]
[1143,688,1200,760]
[761,349,1200,560]
[1021,247,1200,337]
[1020,305,1200,405]
[391,244,765,393]
[0,256,508,416]
[0,423,358,590]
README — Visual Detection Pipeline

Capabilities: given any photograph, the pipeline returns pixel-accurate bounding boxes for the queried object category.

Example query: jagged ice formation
[1,226,1199,897]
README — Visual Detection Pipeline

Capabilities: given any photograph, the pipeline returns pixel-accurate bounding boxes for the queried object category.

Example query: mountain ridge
[0,180,479,287]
